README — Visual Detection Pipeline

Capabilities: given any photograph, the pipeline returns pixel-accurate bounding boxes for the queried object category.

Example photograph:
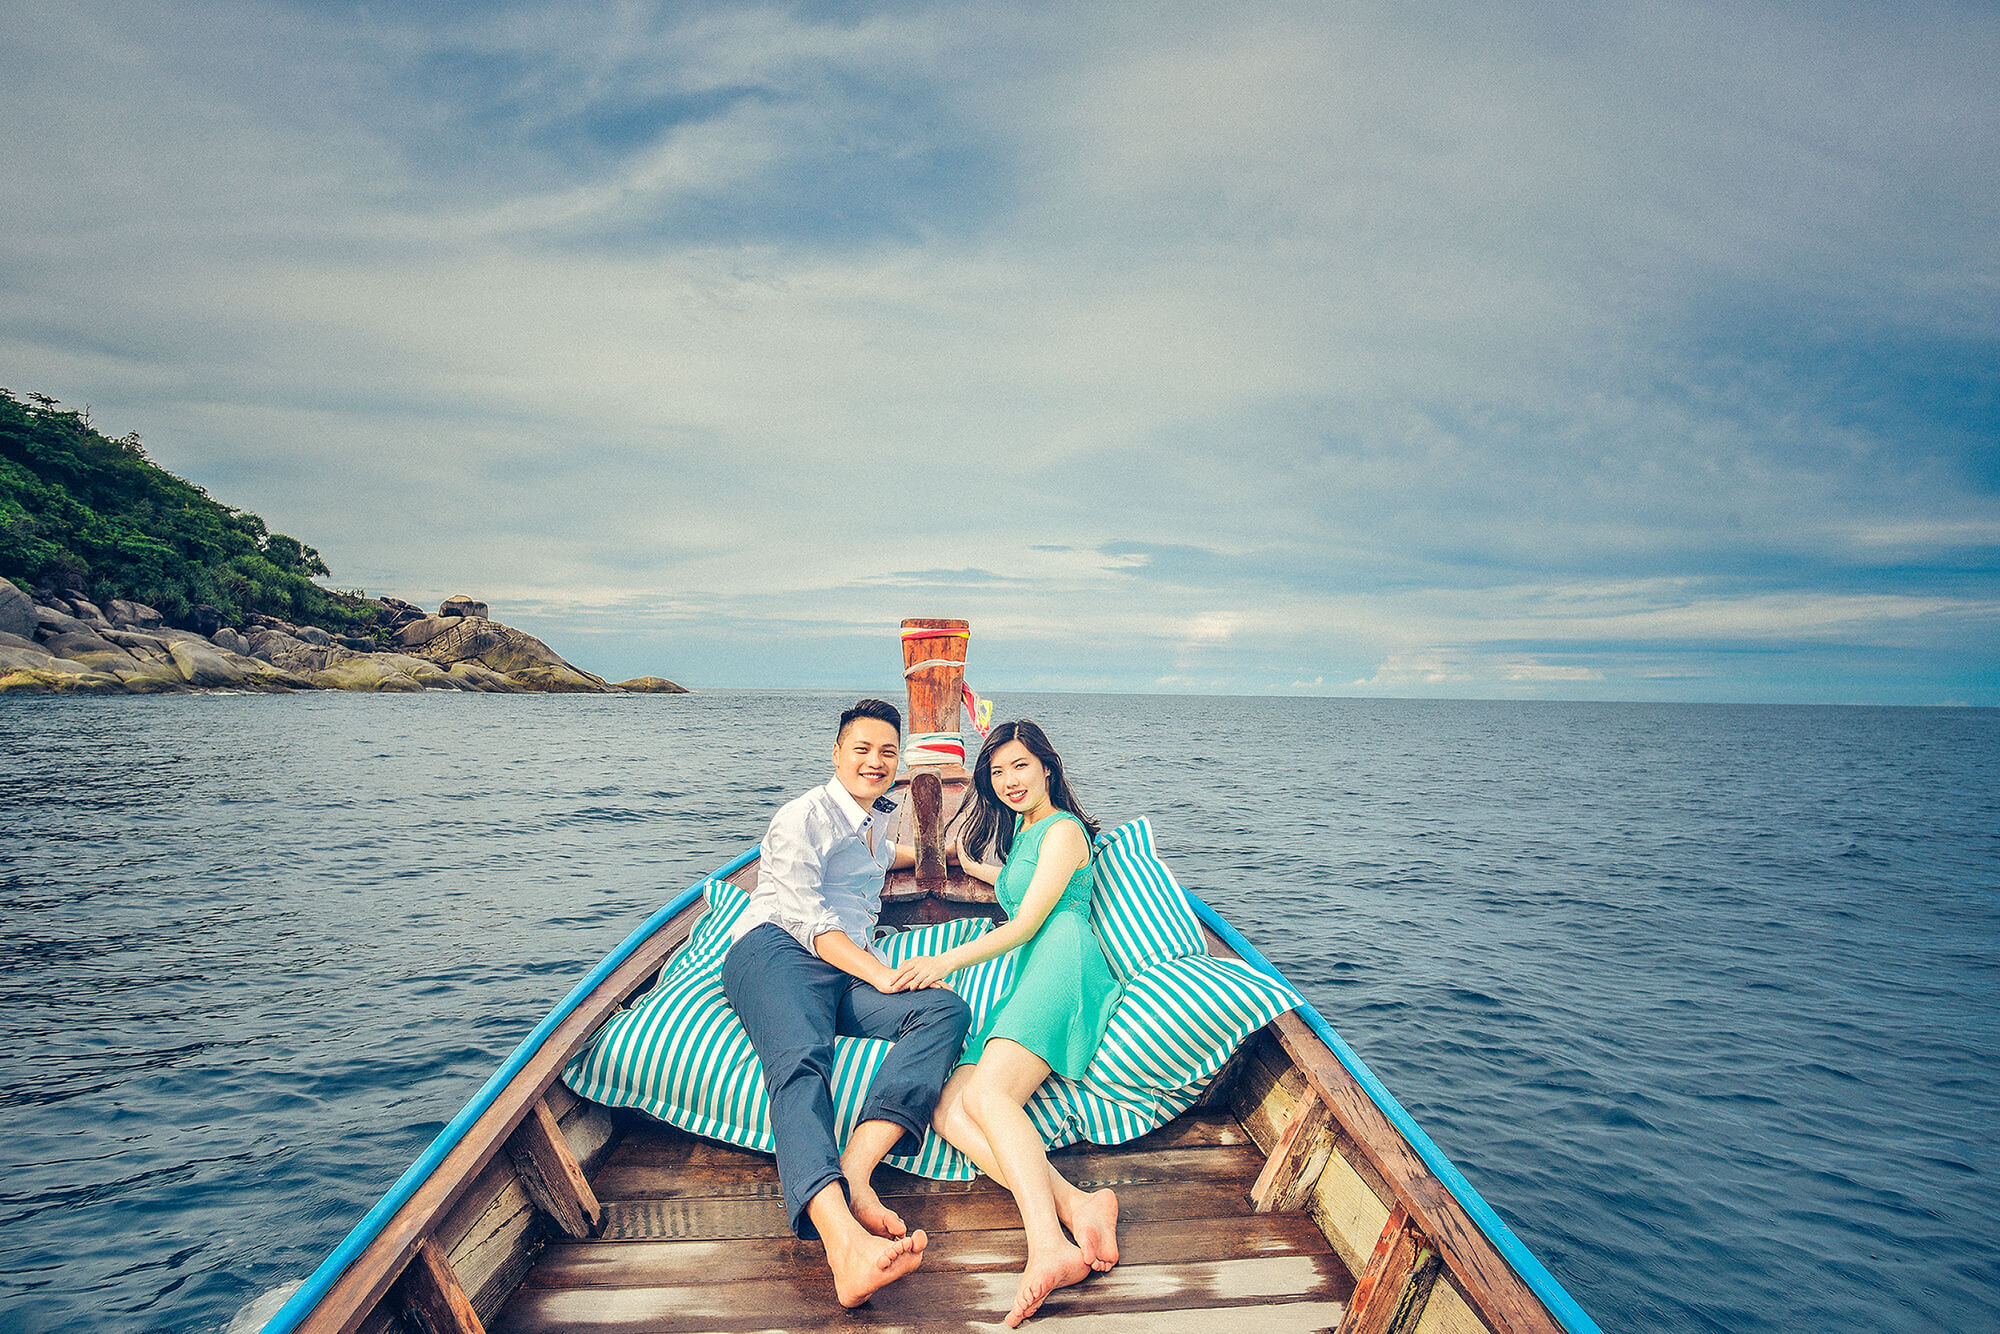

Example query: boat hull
[260,841,1594,1334]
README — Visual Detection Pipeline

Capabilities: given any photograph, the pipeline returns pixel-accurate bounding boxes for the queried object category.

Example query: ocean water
[2,691,1996,1334]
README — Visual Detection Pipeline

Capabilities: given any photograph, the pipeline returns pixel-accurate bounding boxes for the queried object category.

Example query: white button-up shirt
[731,777,896,962]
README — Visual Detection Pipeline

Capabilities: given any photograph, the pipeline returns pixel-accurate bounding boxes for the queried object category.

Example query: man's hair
[836,697,903,741]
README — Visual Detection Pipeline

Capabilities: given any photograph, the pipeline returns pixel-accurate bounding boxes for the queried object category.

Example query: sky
[2,0,1996,704]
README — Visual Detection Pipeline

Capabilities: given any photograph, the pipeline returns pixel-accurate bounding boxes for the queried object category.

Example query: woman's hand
[891,955,955,991]
[954,838,1001,885]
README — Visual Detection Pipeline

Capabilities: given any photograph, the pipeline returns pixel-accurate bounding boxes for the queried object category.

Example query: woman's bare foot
[846,1182,907,1239]
[828,1228,927,1308]
[1006,1241,1092,1326]
[1065,1188,1120,1271]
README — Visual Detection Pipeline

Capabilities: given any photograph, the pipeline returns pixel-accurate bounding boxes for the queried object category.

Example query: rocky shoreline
[0,578,685,696]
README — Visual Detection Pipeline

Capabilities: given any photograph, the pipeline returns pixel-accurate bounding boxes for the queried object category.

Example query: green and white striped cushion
[1091,818,1207,980]
[564,837,1300,1179]
[1085,954,1301,1118]
[563,882,1006,1178]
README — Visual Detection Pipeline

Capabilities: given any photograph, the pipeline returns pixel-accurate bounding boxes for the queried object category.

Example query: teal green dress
[958,812,1124,1079]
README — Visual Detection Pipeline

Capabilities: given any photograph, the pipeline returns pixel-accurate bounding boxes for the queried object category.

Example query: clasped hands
[885,955,955,992]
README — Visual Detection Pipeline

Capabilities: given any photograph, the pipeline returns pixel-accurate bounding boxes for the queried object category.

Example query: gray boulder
[372,651,466,689]
[68,597,112,627]
[106,599,164,629]
[245,627,299,660]
[245,628,330,674]
[255,637,330,675]
[34,605,91,640]
[406,618,565,672]
[102,630,176,665]
[402,616,610,692]
[293,626,336,647]
[615,676,690,693]
[0,642,126,693]
[0,642,73,674]
[312,656,424,692]
[498,663,612,692]
[395,615,459,649]
[0,577,34,639]
[444,661,513,691]
[167,639,250,688]
[439,595,489,619]
[41,629,135,674]
[376,596,426,628]
[211,627,252,655]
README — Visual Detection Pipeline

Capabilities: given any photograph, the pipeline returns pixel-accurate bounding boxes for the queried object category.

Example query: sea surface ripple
[2,691,1996,1333]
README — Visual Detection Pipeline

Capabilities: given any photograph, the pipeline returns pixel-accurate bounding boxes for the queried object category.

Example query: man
[721,698,972,1306]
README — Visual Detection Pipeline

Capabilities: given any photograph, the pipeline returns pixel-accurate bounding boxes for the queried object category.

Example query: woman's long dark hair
[955,719,1100,865]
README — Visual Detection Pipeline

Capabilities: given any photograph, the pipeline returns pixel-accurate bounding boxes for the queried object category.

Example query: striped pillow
[564,850,1300,1179]
[1091,818,1206,980]
[1084,954,1302,1120]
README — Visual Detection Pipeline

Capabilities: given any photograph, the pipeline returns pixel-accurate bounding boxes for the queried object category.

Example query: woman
[889,720,1125,1327]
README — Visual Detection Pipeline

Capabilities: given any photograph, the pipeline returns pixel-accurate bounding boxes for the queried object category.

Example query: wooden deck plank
[524,1214,1335,1288]
[593,1142,1261,1203]
[595,1174,1265,1241]
[500,1301,1348,1334]
[496,1253,1351,1334]
[601,1111,1248,1173]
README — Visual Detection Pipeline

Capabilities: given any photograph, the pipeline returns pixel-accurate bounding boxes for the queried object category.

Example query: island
[0,388,684,696]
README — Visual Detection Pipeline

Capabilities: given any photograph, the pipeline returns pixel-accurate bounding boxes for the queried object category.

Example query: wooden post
[505,1096,602,1239]
[900,618,969,891]
[1338,1205,1433,1334]
[394,1236,487,1334]
[899,617,969,746]
[910,770,947,891]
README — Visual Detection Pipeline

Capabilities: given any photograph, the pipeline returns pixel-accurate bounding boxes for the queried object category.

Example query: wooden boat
[259,619,1600,1334]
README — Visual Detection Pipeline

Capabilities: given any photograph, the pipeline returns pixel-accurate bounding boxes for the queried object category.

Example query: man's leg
[834,982,972,1236]
[723,926,927,1305]
[722,924,850,1234]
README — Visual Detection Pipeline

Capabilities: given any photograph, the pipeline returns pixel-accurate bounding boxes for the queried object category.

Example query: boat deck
[493,1111,1355,1333]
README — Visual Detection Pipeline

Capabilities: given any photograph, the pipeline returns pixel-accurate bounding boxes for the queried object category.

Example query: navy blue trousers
[722,923,971,1239]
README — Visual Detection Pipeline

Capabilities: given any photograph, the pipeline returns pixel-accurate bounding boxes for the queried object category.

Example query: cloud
[1,0,1996,702]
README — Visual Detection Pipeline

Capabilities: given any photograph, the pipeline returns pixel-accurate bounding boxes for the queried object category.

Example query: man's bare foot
[829,1228,927,1308]
[1066,1188,1120,1272]
[1006,1242,1092,1326]
[847,1182,908,1239]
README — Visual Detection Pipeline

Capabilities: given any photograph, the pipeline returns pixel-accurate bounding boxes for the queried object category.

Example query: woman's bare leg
[958,1041,1097,1325]
[933,1067,1120,1271]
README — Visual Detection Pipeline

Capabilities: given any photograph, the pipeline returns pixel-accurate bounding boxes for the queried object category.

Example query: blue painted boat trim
[260,843,763,1334]
[1187,892,1601,1334]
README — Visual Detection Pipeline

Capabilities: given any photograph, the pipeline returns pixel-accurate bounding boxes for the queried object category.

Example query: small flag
[962,682,994,738]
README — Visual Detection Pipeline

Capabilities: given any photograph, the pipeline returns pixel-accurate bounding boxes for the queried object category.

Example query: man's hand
[813,929,905,994]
